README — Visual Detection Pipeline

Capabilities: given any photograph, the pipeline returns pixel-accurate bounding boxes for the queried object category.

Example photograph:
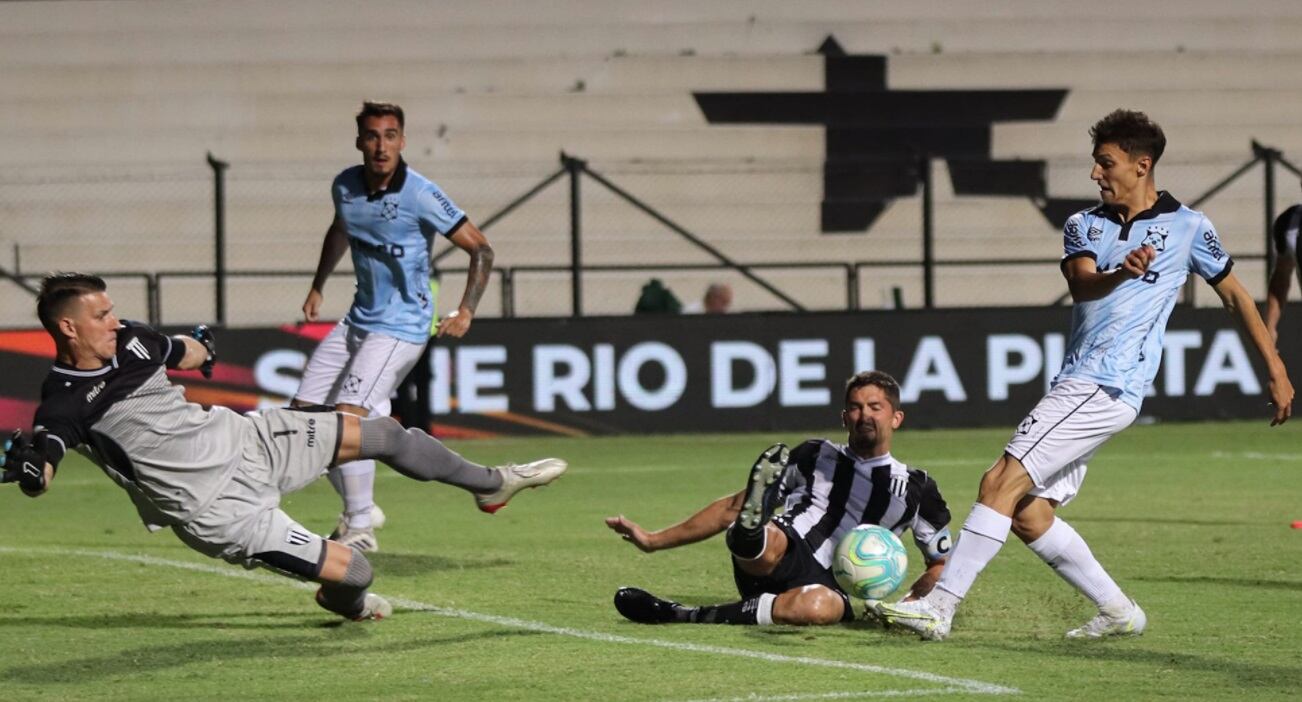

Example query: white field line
[672,690,972,702]
[0,546,1019,697]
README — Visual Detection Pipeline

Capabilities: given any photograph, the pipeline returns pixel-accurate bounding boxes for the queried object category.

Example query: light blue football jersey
[332,161,466,343]
[1057,192,1233,410]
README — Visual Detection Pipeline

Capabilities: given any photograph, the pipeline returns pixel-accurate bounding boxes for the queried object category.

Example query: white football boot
[474,458,568,514]
[875,598,953,641]
[352,593,393,622]
[1066,600,1147,639]
[329,505,385,552]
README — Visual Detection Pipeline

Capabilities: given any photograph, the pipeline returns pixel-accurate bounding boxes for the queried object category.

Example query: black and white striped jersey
[1273,204,1302,260]
[774,439,952,569]
[33,321,248,529]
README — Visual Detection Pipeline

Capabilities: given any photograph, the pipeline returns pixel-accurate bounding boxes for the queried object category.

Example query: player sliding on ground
[605,371,951,626]
[876,109,1294,641]
[1,273,566,622]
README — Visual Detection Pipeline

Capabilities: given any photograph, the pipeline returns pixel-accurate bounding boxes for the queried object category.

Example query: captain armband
[921,527,953,563]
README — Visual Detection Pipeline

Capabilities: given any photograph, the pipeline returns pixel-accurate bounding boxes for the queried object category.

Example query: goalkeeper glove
[191,324,217,379]
[2,430,47,494]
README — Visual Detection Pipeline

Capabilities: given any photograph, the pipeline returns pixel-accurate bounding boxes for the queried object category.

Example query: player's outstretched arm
[2,431,56,497]
[303,216,350,322]
[903,558,946,601]
[436,221,493,338]
[1265,253,1295,344]
[604,491,744,553]
[1062,245,1155,303]
[1213,271,1294,425]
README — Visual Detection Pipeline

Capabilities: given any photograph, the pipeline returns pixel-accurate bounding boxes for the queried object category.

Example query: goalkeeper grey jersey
[33,321,247,529]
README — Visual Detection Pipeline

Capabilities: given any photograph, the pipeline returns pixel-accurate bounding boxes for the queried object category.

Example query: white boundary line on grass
[672,689,973,702]
[0,546,1019,697]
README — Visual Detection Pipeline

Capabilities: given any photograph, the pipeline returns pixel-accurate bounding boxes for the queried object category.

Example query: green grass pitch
[1,420,1299,700]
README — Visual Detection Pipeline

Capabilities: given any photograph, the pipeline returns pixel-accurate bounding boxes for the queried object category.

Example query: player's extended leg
[313,540,391,621]
[336,414,567,513]
[876,452,1032,640]
[324,402,384,550]
[613,580,846,626]
[1013,494,1145,638]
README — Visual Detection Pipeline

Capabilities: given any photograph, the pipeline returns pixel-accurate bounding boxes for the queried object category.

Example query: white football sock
[333,459,377,529]
[933,503,1012,606]
[755,593,777,626]
[1026,517,1125,609]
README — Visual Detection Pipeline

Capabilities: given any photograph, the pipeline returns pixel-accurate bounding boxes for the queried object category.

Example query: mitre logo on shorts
[305,418,317,448]
[286,527,313,546]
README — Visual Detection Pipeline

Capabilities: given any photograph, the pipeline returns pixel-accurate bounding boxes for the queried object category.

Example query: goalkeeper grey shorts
[173,408,341,576]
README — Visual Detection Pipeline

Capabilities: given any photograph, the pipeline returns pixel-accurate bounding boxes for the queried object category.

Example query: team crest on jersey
[380,197,399,221]
[1087,225,1103,243]
[1141,226,1169,252]
[1017,414,1038,435]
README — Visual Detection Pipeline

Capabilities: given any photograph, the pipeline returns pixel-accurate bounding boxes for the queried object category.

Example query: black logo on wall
[693,37,1096,233]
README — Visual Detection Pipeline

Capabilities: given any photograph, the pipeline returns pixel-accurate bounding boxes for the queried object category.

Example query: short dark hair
[1089,109,1166,164]
[37,272,106,335]
[356,101,405,133]
[844,370,902,410]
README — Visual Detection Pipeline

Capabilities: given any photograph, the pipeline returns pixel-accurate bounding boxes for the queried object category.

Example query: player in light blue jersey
[292,102,500,551]
[879,109,1294,641]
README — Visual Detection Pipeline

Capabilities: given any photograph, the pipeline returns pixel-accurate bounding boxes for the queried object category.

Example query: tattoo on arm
[460,244,494,313]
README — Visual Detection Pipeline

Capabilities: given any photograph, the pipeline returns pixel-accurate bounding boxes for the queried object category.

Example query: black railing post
[920,154,935,309]
[147,273,160,327]
[207,153,229,327]
[562,152,585,317]
[846,263,859,311]
[1262,143,1278,288]
[501,267,515,319]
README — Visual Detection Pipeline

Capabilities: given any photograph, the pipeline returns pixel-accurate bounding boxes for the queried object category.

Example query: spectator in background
[683,283,733,314]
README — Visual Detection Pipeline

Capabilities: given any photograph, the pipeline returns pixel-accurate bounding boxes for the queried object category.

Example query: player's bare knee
[775,587,842,626]
[977,456,1033,511]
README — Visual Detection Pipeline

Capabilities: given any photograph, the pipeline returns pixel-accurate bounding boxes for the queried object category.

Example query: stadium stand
[2,0,1301,325]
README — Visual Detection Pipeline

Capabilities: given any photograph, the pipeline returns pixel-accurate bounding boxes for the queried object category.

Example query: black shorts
[730,520,853,622]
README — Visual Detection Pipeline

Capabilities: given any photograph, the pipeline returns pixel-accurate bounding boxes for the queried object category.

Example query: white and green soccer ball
[832,524,908,600]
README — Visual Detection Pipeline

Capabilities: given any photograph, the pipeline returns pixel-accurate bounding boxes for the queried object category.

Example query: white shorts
[294,321,426,417]
[1003,379,1137,507]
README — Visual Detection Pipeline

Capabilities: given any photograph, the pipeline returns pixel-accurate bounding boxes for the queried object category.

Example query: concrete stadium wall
[2,0,1301,326]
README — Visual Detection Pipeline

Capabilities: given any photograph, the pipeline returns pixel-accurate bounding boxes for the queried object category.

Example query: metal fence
[1,146,1298,328]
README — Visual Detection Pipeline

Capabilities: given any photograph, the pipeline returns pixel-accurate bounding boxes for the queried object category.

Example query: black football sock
[725,523,767,560]
[689,595,773,625]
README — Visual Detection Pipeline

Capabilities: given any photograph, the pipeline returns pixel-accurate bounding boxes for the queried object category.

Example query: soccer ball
[832,525,908,600]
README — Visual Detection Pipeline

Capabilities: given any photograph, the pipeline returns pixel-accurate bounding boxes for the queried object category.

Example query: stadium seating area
[2,0,1301,325]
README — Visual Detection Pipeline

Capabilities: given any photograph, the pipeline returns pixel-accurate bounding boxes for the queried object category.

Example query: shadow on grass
[2,628,546,684]
[0,611,321,632]
[367,552,514,576]
[1132,574,1302,592]
[1067,516,1269,527]
[965,639,1302,692]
